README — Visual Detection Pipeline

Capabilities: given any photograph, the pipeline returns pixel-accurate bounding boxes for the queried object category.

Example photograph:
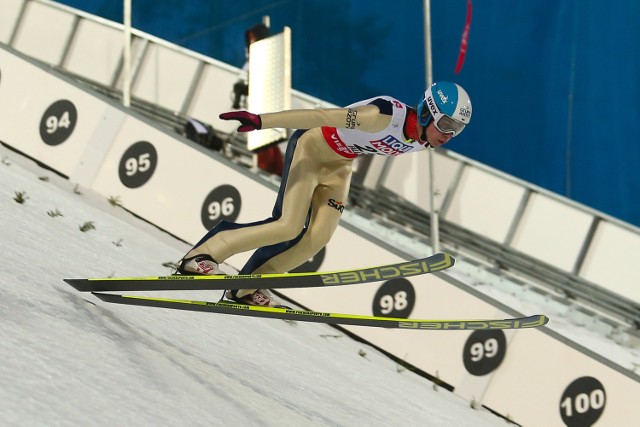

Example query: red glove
[219,111,262,132]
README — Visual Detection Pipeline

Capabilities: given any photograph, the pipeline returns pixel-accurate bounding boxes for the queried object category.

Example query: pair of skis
[64,253,548,331]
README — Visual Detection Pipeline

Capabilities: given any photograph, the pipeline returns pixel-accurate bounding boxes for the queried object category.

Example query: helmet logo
[459,106,471,119]
[437,89,448,104]
[427,96,438,115]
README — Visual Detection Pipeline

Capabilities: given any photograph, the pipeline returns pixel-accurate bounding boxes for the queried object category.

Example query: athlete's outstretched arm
[220,104,391,133]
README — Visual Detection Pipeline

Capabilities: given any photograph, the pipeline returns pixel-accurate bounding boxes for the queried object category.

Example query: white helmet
[417,81,472,136]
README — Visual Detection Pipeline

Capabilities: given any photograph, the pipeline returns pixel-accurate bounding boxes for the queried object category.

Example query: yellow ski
[92,292,549,331]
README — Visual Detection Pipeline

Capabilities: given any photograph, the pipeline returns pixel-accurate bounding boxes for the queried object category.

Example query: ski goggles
[433,115,466,136]
[417,99,466,137]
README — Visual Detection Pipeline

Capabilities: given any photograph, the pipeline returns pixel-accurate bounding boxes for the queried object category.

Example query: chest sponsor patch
[352,135,412,156]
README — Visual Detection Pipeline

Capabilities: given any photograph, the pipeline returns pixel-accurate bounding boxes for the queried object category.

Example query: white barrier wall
[580,221,640,301]
[186,62,243,135]
[1,41,638,427]
[9,0,75,65]
[132,43,202,111]
[381,147,461,211]
[381,148,640,302]
[481,329,638,426]
[0,47,113,176]
[443,164,527,242]
[63,18,123,86]
[0,0,24,43]
[510,192,593,271]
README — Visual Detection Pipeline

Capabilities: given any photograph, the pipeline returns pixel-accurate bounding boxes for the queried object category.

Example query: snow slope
[0,145,506,426]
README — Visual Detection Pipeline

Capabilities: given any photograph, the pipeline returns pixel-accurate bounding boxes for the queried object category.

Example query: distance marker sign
[201,184,242,229]
[118,141,158,188]
[559,376,606,427]
[372,278,416,318]
[463,329,507,376]
[40,99,77,146]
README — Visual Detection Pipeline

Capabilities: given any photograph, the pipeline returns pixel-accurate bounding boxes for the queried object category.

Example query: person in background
[178,81,472,307]
[231,23,270,110]
[255,142,284,176]
[230,22,284,176]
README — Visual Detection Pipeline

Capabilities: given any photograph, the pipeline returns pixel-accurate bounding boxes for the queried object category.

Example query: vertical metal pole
[424,0,439,252]
[424,0,433,86]
[123,0,132,108]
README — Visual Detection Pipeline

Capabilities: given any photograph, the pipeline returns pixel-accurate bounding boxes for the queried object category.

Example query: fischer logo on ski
[397,316,548,330]
[319,257,446,285]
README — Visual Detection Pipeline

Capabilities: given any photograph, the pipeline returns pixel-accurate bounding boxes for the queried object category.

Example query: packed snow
[0,145,510,426]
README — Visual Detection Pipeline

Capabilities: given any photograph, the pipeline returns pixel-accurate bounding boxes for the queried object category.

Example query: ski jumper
[184,96,428,295]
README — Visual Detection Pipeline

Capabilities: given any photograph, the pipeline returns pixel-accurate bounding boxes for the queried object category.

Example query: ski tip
[429,252,455,270]
[443,252,456,266]
[92,292,124,304]
[63,278,91,292]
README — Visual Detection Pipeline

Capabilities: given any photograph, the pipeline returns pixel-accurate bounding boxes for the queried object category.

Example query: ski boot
[176,254,224,275]
[224,289,291,309]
